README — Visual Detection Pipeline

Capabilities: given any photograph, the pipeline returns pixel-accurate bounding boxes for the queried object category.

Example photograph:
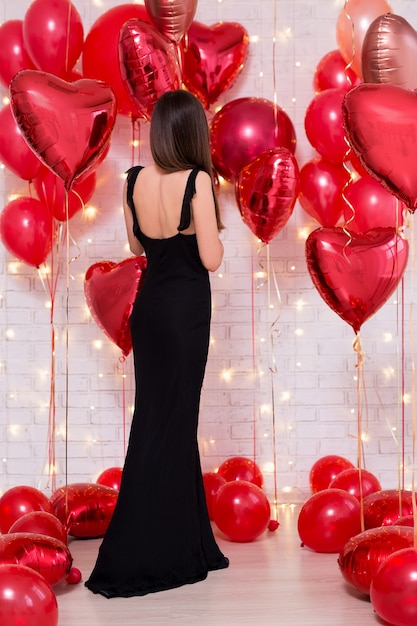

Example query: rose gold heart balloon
[9,70,117,191]
[362,13,417,89]
[145,0,197,43]
[182,21,249,109]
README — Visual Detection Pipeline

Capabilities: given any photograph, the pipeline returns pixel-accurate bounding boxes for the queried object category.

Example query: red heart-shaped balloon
[84,257,147,356]
[182,21,249,109]
[9,70,117,190]
[305,227,409,333]
[343,83,417,211]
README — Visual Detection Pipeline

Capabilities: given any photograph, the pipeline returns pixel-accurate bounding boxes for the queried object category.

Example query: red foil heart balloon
[182,21,249,109]
[305,227,409,333]
[84,257,147,356]
[343,83,417,211]
[9,70,117,191]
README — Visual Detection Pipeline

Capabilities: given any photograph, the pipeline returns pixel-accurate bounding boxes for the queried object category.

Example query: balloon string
[65,0,72,75]
[116,355,128,457]
[408,219,417,547]
[251,249,257,465]
[353,332,365,531]
[342,1,356,75]
[272,0,278,141]
[130,118,141,166]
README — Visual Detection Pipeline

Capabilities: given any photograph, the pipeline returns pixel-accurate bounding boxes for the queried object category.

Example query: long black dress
[85,166,229,598]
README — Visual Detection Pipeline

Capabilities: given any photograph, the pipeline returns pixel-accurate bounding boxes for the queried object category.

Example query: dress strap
[178,168,201,232]
[125,166,143,236]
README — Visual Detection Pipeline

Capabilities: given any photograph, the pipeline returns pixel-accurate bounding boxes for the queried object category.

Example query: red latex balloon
[0,533,72,586]
[217,456,264,488]
[96,467,123,492]
[0,105,42,181]
[0,20,36,88]
[84,257,147,357]
[343,174,405,233]
[338,525,414,595]
[0,197,55,268]
[34,166,96,222]
[51,483,118,538]
[9,511,67,545]
[395,515,414,527]
[213,480,270,542]
[329,468,381,499]
[118,19,181,123]
[235,147,300,244]
[82,4,151,118]
[305,226,409,334]
[298,488,362,553]
[22,0,83,78]
[305,88,348,164]
[309,455,355,493]
[363,490,414,529]
[10,70,117,191]
[145,0,197,43]
[203,472,227,520]
[210,97,296,183]
[0,486,54,534]
[298,157,349,227]
[371,548,417,626]
[343,83,417,212]
[66,567,82,584]
[313,49,360,93]
[182,21,249,109]
[0,563,58,626]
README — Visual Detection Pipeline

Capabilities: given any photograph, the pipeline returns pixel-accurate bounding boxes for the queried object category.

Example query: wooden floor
[55,505,382,626]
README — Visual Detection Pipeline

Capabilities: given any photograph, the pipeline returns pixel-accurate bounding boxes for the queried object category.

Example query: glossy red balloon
[363,490,414,529]
[34,166,96,222]
[82,4,151,117]
[9,511,67,545]
[329,468,381,499]
[371,548,417,626]
[202,472,227,520]
[10,70,117,191]
[235,147,300,244]
[217,456,264,488]
[313,49,360,93]
[343,83,417,211]
[145,0,197,43]
[182,21,249,109]
[84,257,147,357]
[0,105,42,180]
[213,480,271,542]
[338,525,414,595]
[0,533,72,586]
[305,226,409,333]
[0,20,36,88]
[51,483,119,538]
[96,467,123,492]
[22,0,83,78]
[298,157,349,227]
[395,515,414,527]
[298,489,362,553]
[0,563,58,626]
[119,19,181,123]
[309,455,355,493]
[305,88,348,164]
[210,97,296,183]
[343,174,405,232]
[0,197,54,268]
[0,486,54,534]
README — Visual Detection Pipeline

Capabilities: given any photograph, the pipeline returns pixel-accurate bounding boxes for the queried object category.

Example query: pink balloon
[34,166,97,222]
[0,20,36,88]
[235,147,300,243]
[309,455,355,493]
[145,0,197,43]
[305,226,409,333]
[298,157,349,227]
[0,197,55,268]
[213,480,271,542]
[210,97,296,183]
[313,49,360,93]
[22,0,84,77]
[96,467,123,492]
[0,486,54,534]
[9,511,67,545]
[0,105,42,180]
[329,468,381,499]
[305,88,347,164]
[343,174,405,232]
[371,548,417,626]
[217,456,264,488]
[10,70,117,191]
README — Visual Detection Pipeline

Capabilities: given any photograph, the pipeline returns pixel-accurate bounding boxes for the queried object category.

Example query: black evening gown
[85,166,229,598]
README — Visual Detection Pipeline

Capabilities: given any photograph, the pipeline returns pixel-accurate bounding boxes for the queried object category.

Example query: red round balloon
[299,157,349,227]
[202,472,227,520]
[363,490,414,529]
[34,166,97,223]
[0,486,54,534]
[210,97,296,183]
[0,105,42,181]
[313,49,360,93]
[9,511,67,545]
[371,548,417,626]
[329,468,381,499]
[217,456,264,489]
[66,566,82,584]
[305,88,347,164]
[309,455,355,493]
[84,257,147,357]
[213,480,271,542]
[395,515,414,527]
[298,488,362,553]
[338,525,414,595]
[0,20,36,88]
[0,563,58,626]
[96,467,123,492]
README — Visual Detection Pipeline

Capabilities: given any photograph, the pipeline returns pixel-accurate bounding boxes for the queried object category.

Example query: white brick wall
[1,0,416,502]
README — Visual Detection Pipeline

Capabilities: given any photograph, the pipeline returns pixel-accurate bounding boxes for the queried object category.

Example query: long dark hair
[150,89,223,230]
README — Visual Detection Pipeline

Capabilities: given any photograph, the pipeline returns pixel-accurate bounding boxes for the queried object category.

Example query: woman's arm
[122,179,145,257]
[192,171,224,272]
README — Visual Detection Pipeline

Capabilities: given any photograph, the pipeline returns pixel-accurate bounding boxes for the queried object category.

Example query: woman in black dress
[85,90,229,598]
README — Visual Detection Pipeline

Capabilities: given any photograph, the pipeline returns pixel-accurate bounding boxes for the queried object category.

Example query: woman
[85,89,229,598]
